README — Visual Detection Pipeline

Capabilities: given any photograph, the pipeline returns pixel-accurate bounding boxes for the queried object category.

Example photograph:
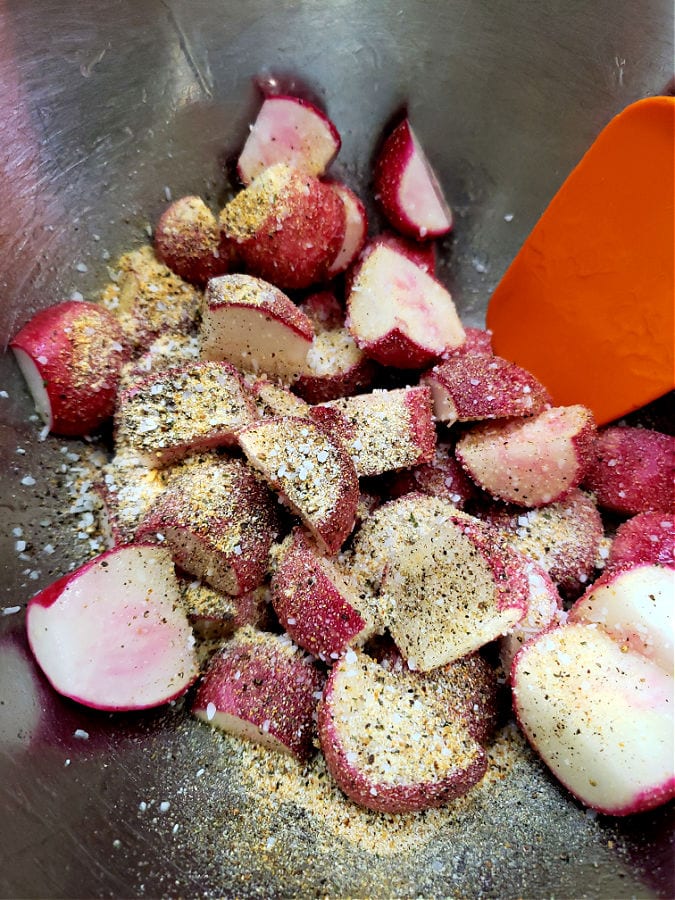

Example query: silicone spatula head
[487,97,674,426]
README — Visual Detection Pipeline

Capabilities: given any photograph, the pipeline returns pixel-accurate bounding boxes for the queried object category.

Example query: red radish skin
[385,440,477,509]
[298,290,345,332]
[136,458,280,596]
[193,627,325,760]
[11,301,129,437]
[293,329,377,404]
[326,185,368,276]
[477,489,603,597]
[456,405,597,507]
[318,649,487,813]
[607,512,675,573]
[220,163,346,289]
[237,416,359,555]
[201,274,315,380]
[154,196,232,285]
[374,118,453,240]
[422,356,551,425]
[583,426,675,515]
[114,362,258,467]
[569,564,674,673]
[346,243,465,369]
[512,623,675,815]
[237,95,341,185]
[446,327,494,358]
[315,386,436,478]
[26,544,198,711]
[270,529,376,661]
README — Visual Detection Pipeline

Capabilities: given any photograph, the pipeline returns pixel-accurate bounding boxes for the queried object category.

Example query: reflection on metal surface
[0,1,673,896]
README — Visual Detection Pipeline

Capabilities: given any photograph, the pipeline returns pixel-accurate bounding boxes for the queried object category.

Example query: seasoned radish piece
[270,528,377,661]
[446,327,494,358]
[316,386,436,478]
[499,557,564,677]
[569,564,674,673]
[26,544,198,711]
[346,243,465,368]
[100,246,201,351]
[478,489,603,596]
[249,376,310,419]
[456,405,596,507]
[325,184,368,276]
[386,440,477,509]
[422,356,551,425]
[607,512,675,572]
[298,289,345,332]
[201,274,314,380]
[154,196,232,285]
[369,232,437,274]
[237,95,340,185]
[583,426,674,515]
[220,163,345,289]
[378,500,529,669]
[179,578,269,640]
[96,451,167,545]
[238,416,358,555]
[115,362,258,467]
[119,333,200,391]
[318,649,487,813]
[374,118,453,240]
[192,626,324,760]
[512,623,675,815]
[136,458,280,595]
[11,301,128,437]
[293,328,377,403]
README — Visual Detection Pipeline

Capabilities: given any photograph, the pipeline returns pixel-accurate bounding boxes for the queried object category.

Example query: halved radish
[325,184,368,276]
[200,274,314,380]
[114,361,258,467]
[237,415,358,555]
[512,623,675,815]
[237,95,341,185]
[270,528,378,661]
[192,626,324,760]
[154,196,233,285]
[569,564,674,673]
[346,243,465,368]
[315,386,436,477]
[293,328,377,404]
[582,426,674,515]
[318,649,487,813]
[373,118,453,240]
[220,163,345,289]
[11,301,129,437]
[607,512,675,573]
[26,544,199,711]
[422,356,551,425]
[456,405,596,507]
[136,457,280,596]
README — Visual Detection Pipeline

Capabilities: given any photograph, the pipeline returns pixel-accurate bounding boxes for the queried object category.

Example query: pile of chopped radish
[11,87,674,817]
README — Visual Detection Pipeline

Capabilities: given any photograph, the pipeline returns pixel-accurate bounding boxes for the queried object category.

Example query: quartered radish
[26,544,199,711]
[237,95,341,185]
[385,440,477,509]
[179,578,270,640]
[154,195,233,285]
[11,301,129,437]
[325,184,368,276]
[374,118,453,240]
[293,327,377,404]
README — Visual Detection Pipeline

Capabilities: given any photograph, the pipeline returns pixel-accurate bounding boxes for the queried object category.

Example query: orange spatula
[486,96,674,426]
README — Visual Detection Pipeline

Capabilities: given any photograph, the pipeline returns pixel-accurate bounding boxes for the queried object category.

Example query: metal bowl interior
[0,2,673,897]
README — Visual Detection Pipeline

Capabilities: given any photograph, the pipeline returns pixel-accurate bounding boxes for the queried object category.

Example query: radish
[114,361,258,467]
[179,578,269,641]
[220,163,345,289]
[512,623,675,815]
[607,512,675,573]
[385,440,477,509]
[192,626,325,760]
[325,184,368,276]
[373,118,453,240]
[201,274,315,381]
[136,457,280,596]
[583,426,674,515]
[346,242,465,368]
[446,326,494,358]
[293,328,377,404]
[318,649,487,813]
[26,544,199,711]
[154,195,233,285]
[456,405,597,507]
[249,376,310,418]
[298,289,345,332]
[237,95,341,185]
[11,301,129,437]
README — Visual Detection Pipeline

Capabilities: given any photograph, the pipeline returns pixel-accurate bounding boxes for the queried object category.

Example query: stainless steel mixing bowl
[1,2,673,897]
